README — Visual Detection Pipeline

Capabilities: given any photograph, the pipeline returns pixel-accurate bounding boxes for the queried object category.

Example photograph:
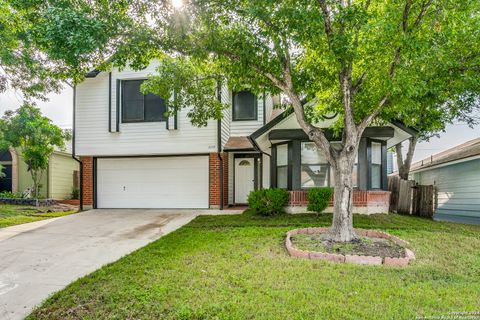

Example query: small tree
[1,104,67,198]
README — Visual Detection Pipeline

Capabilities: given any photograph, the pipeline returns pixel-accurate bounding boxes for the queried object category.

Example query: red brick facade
[288,190,391,207]
[81,156,94,208]
[209,153,229,208]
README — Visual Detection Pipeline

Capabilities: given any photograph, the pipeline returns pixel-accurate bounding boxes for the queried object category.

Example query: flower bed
[286,227,415,266]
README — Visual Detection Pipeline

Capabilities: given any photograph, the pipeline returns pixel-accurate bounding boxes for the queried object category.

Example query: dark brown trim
[174,90,178,130]
[262,92,266,125]
[233,153,261,158]
[93,153,210,159]
[224,147,256,152]
[85,70,101,78]
[269,127,394,141]
[250,109,293,140]
[71,84,83,210]
[108,72,112,132]
[93,157,97,209]
[391,120,418,136]
[216,81,224,210]
[115,79,120,132]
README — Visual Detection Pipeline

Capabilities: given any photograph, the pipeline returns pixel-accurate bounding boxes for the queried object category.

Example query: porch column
[357,138,368,190]
[291,140,301,190]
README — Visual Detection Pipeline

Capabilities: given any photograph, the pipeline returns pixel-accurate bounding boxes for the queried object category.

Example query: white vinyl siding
[75,61,217,156]
[97,156,209,208]
[413,158,480,218]
[48,153,80,200]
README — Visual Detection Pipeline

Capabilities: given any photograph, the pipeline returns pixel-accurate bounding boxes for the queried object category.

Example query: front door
[235,158,255,204]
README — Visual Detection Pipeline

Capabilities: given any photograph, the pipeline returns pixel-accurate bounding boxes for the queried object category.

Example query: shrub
[0,191,22,199]
[70,188,80,200]
[247,188,289,216]
[307,187,333,213]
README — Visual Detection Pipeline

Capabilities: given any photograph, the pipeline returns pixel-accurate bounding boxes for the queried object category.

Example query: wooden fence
[388,176,436,218]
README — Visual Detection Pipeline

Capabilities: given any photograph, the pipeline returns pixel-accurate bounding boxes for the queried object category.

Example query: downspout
[69,83,83,210]
[217,81,224,210]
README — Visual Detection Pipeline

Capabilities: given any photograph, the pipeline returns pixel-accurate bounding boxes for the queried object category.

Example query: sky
[0,86,478,164]
[0,86,73,129]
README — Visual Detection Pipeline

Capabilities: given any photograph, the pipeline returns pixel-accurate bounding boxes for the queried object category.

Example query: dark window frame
[272,142,290,189]
[232,90,258,121]
[300,141,332,189]
[121,79,167,124]
[367,138,387,190]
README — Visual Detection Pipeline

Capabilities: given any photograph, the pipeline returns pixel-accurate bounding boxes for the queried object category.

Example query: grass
[0,204,77,228]
[28,210,480,320]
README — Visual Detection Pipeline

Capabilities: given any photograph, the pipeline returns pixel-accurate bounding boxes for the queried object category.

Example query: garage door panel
[97,156,209,208]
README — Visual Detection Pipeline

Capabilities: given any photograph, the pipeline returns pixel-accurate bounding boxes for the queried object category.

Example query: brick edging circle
[285,228,415,266]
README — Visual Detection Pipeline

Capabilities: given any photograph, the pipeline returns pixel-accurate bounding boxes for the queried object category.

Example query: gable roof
[411,138,480,172]
[249,109,417,142]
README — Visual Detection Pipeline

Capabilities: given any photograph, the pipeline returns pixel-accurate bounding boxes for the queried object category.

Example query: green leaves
[141,57,227,126]
[1,104,67,197]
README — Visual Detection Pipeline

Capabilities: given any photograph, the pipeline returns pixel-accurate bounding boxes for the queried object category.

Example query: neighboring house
[0,147,80,200]
[76,60,415,212]
[410,138,480,224]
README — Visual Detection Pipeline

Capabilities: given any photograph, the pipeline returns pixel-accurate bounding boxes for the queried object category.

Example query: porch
[287,190,391,214]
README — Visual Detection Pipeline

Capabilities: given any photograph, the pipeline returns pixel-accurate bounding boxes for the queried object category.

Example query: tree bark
[395,136,417,180]
[326,150,359,242]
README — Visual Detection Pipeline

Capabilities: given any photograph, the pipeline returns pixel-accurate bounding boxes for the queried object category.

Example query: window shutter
[115,79,121,132]
[108,72,112,132]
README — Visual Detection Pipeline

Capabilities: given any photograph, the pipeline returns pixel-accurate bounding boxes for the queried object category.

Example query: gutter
[70,84,83,210]
[216,81,224,210]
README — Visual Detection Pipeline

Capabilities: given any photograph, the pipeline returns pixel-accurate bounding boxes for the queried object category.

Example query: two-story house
[75,61,416,212]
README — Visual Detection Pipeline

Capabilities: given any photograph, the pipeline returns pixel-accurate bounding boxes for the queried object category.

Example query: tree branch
[412,0,434,30]
[351,72,366,95]
[317,0,334,46]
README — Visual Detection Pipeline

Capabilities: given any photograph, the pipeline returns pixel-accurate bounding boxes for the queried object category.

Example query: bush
[247,188,289,216]
[0,191,22,199]
[70,188,80,200]
[307,187,333,213]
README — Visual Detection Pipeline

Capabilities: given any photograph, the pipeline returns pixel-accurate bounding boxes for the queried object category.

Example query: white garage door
[97,156,209,208]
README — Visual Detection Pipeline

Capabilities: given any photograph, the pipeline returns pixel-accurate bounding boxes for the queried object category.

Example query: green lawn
[0,204,77,228]
[28,211,480,320]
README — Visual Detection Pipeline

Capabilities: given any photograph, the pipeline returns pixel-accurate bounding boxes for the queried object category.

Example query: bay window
[272,138,384,190]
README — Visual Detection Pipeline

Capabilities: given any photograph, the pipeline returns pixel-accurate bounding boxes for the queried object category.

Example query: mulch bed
[291,234,406,258]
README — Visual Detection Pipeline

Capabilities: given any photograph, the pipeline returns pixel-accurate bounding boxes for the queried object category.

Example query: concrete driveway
[0,209,229,320]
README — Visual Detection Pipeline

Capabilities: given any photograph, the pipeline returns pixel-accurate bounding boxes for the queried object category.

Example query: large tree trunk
[326,152,358,242]
[395,136,418,180]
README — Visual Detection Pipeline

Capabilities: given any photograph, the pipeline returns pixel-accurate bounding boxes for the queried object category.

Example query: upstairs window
[232,90,257,121]
[122,80,167,123]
